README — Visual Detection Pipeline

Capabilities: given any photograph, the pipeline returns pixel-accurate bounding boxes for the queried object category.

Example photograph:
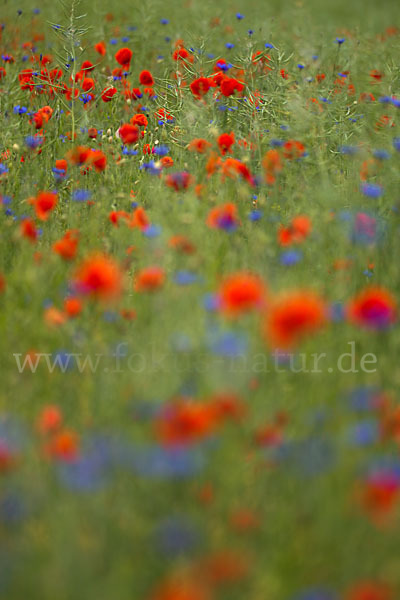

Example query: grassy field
[1,0,400,598]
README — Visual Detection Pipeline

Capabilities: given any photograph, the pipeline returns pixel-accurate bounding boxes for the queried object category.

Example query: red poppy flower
[73,254,123,300]
[64,297,82,318]
[101,86,117,102]
[94,41,106,55]
[81,60,95,73]
[130,206,150,231]
[0,273,5,294]
[278,215,312,246]
[263,290,327,348]
[32,191,58,221]
[165,171,193,191]
[90,150,107,172]
[66,146,91,165]
[190,77,212,99]
[154,400,218,446]
[130,113,148,127]
[53,230,79,260]
[115,47,133,67]
[206,203,239,230]
[37,405,63,435]
[139,69,154,85]
[218,132,235,155]
[20,218,38,242]
[262,149,282,185]
[134,266,165,292]
[119,123,139,144]
[188,138,212,153]
[347,287,396,330]
[47,429,79,462]
[345,582,392,600]
[283,140,305,159]
[218,272,266,315]
[220,77,244,96]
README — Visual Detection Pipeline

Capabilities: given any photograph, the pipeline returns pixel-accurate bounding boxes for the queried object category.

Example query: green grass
[0,0,400,599]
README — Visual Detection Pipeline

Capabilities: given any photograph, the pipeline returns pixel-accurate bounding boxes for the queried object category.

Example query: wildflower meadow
[1,0,400,598]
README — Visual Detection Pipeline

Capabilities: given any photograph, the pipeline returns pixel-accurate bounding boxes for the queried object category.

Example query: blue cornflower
[154,145,169,156]
[360,183,383,198]
[248,210,263,222]
[339,145,359,155]
[143,224,162,238]
[72,189,91,202]
[280,250,302,266]
[372,149,390,160]
[173,271,199,285]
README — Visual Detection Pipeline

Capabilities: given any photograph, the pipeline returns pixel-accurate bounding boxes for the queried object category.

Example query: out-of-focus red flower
[134,266,165,292]
[218,272,266,315]
[347,287,396,330]
[263,290,327,348]
[73,254,123,300]
[31,191,58,221]
[119,123,139,144]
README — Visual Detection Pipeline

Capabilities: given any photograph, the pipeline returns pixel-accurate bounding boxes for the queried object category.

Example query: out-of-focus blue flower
[360,183,383,198]
[173,271,199,285]
[51,351,75,371]
[72,189,91,202]
[336,37,345,44]
[347,421,379,446]
[58,452,109,491]
[13,105,28,114]
[52,167,67,181]
[373,149,390,160]
[291,589,337,600]
[24,136,43,149]
[143,224,162,238]
[293,437,336,476]
[140,161,162,175]
[122,147,139,156]
[208,331,248,357]
[203,293,220,312]
[248,210,263,221]
[0,492,27,526]
[339,145,359,155]
[270,138,284,147]
[132,445,206,478]
[153,145,169,156]
[393,137,400,152]
[280,250,302,266]
[154,516,199,556]
[0,164,9,175]
[330,302,345,322]
[347,386,381,412]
